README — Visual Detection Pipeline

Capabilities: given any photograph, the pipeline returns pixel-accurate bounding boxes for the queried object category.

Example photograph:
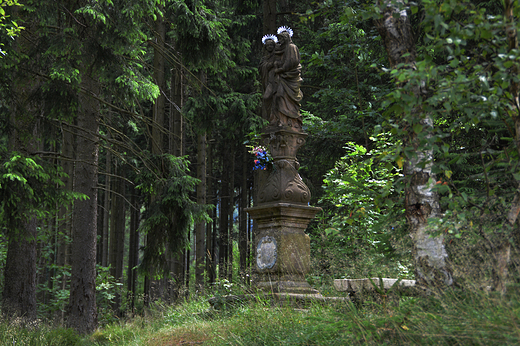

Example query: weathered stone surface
[334,278,416,292]
[246,203,321,294]
[261,128,306,161]
[256,129,310,205]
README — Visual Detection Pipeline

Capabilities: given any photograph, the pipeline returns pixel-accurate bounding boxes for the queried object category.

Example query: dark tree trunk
[239,145,249,279]
[101,132,111,267]
[196,133,207,291]
[219,148,230,279]
[109,163,125,312]
[227,145,235,281]
[206,139,216,284]
[68,72,100,334]
[3,219,37,320]
[172,58,184,157]
[263,0,277,35]
[127,188,140,310]
[152,13,166,155]
[3,19,40,320]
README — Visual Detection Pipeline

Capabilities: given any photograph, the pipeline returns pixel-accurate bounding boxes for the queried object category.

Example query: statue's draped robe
[260,51,277,120]
[274,42,303,128]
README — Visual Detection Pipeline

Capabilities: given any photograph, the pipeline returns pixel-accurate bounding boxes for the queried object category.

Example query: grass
[1,285,519,345]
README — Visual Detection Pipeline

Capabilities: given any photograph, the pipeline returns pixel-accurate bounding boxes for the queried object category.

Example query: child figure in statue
[259,34,279,122]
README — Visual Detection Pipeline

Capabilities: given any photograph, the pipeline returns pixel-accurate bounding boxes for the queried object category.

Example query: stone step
[334,278,416,292]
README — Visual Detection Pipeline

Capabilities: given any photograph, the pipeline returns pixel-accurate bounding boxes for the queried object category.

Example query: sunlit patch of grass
[144,325,212,346]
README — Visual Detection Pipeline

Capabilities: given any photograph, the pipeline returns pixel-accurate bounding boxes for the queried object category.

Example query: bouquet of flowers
[251,146,271,171]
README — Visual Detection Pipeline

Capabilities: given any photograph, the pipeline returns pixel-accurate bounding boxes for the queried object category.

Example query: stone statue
[260,26,303,132]
[260,34,279,122]
[273,26,303,131]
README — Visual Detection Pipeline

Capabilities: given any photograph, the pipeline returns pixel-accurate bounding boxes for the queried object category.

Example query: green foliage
[0,151,81,235]
[374,0,520,274]
[170,0,230,67]
[95,265,126,326]
[294,0,392,201]
[0,321,81,345]
[312,134,409,280]
[0,0,24,56]
[137,154,210,278]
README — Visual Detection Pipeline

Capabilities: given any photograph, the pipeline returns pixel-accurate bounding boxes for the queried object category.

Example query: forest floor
[1,284,519,345]
[88,283,520,345]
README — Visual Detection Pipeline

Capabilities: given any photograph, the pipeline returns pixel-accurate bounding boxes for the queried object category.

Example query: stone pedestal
[246,126,322,296]
[247,202,321,294]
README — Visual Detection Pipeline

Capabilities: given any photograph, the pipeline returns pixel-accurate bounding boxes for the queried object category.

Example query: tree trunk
[101,133,111,267]
[68,71,100,334]
[3,218,37,320]
[376,0,453,288]
[127,188,140,311]
[492,0,520,294]
[219,151,230,279]
[195,132,207,291]
[172,59,184,157]
[263,0,277,35]
[206,139,216,284]
[152,13,166,155]
[239,145,248,279]
[169,45,184,298]
[109,162,125,312]
[2,20,40,320]
[228,145,235,281]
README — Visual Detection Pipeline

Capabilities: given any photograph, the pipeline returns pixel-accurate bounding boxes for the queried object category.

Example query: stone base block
[334,278,416,292]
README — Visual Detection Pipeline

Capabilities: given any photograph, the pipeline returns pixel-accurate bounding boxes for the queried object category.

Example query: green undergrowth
[1,286,519,345]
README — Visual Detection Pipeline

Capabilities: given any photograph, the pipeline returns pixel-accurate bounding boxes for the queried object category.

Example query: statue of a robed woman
[260,26,303,132]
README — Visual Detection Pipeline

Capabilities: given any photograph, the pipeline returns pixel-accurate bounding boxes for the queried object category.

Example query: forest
[1,0,520,344]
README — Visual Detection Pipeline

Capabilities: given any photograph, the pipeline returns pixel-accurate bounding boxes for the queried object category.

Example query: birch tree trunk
[492,0,520,294]
[376,0,453,288]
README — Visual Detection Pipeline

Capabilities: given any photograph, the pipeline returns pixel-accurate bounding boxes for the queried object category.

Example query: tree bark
[376,0,453,288]
[219,149,230,279]
[492,0,520,294]
[109,162,125,312]
[228,145,235,281]
[263,0,277,35]
[152,13,166,155]
[195,132,207,291]
[101,132,111,267]
[58,122,74,323]
[2,19,40,320]
[3,219,37,320]
[172,58,184,157]
[239,145,248,278]
[127,188,140,311]
[206,139,216,284]
[68,71,99,334]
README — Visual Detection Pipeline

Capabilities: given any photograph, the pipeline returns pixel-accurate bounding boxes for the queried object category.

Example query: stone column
[246,126,321,295]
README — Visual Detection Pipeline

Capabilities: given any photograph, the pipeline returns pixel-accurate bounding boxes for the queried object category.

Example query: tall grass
[1,285,519,345]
